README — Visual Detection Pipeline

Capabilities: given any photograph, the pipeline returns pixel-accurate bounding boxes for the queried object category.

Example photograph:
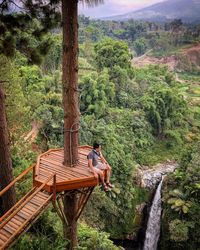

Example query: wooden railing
[0,172,56,226]
[0,165,57,222]
[0,170,57,250]
[0,164,35,198]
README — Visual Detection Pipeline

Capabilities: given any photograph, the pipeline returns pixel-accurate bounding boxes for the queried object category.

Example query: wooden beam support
[76,187,94,221]
[53,187,95,223]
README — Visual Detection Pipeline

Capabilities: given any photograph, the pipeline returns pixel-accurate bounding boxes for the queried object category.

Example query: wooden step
[0,190,52,250]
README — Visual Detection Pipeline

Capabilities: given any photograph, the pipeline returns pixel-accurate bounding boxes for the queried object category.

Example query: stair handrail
[0,188,37,223]
[0,164,35,198]
[0,172,56,227]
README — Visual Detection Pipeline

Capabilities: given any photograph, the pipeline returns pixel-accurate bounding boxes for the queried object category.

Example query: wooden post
[53,174,57,202]
[32,165,36,187]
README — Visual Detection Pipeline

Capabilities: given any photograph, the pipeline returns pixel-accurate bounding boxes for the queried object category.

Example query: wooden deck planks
[40,161,91,178]
[3,225,15,235]
[40,158,90,178]
[0,232,8,242]
[34,146,101,192]
[40,163,76,178]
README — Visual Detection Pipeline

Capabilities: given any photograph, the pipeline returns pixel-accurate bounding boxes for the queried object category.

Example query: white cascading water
[143,178,163,250]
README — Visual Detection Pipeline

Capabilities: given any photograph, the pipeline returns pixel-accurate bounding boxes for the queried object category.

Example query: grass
[177,72,200,109]
[135,139,182,166]
[150,44,193,58]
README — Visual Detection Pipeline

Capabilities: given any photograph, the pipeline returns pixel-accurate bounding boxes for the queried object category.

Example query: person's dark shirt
[87,150,100,167]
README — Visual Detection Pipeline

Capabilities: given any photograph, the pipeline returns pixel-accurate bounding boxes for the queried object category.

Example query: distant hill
[132,43,200,71]
[102,0,200,23]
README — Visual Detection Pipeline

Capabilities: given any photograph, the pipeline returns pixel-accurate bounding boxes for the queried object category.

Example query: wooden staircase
[0,167,56,250]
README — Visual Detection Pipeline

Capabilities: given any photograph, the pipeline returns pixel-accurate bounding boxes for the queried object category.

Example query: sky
[79,0,165,18]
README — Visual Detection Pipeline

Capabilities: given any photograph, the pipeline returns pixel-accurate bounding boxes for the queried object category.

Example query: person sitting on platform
[87,142,113,192]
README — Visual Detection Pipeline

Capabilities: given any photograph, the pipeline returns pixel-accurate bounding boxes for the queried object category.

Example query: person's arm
[99,152,107,164]
[88,159,98,179]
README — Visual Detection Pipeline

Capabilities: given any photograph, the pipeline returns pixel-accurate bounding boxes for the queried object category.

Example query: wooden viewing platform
[34,145,99,192]
[0,145,104,249]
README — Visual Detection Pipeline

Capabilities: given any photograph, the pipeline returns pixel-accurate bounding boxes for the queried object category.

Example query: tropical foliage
[161,143,200,249]
[0,10,199,249]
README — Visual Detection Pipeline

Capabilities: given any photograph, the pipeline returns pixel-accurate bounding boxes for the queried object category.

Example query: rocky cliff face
[136,161,178,190]
[127,161,178,247]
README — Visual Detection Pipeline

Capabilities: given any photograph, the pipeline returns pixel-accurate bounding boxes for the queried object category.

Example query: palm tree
[61,1,104,249]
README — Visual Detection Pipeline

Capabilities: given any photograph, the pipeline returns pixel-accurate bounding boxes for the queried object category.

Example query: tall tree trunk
[62,0,79,167]
[62,0,79,249]
[63,193,78,250]
[0,84,16,215]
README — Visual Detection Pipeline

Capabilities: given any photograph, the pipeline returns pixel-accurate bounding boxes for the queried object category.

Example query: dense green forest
[0,10,199,250]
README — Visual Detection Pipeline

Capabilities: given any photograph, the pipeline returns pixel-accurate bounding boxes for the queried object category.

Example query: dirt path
[24,120,43,143]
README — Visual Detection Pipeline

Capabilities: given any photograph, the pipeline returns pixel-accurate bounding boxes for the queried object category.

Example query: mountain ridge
[102,0,200,23]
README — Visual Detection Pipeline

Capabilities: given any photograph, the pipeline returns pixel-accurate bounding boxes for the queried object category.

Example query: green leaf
[167,198,177,204]
[182,205,189,214]
[175,199,185,207]
[113,187,121,195]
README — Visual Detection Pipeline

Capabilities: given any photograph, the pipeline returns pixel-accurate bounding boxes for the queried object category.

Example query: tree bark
[0,84,16,215]
[62,0,79,167]
[63,193,78,250]
[62,0,79,249]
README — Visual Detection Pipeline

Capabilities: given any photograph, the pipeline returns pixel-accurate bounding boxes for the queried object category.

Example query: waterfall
[143,178,163,250]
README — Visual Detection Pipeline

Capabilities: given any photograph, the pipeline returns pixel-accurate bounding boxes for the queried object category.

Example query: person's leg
[96,163,113,188]
[96,163,107,170]
[94,168,105,184]
[105,164,113,188]
[94,167,109,191]
[105,164,111,184]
